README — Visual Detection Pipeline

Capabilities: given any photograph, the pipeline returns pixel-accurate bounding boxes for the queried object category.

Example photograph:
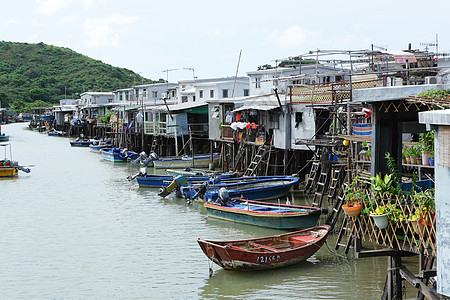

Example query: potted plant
[408,208,425,235]
[404,146,412,164]
[342,178,367,217]
[419,130,434,166]
[370,204,402,229]
[370,205,390,229]
[414,188,435,227]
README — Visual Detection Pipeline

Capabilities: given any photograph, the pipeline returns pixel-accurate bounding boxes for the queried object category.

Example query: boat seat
[289,236,315,247]
[252,242,280,252]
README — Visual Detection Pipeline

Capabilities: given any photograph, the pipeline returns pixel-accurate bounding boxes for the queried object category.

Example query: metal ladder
[243,145,268,176]
[327,166,345,205]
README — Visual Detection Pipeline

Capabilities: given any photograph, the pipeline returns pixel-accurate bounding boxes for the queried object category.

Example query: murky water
[1,122,413,299]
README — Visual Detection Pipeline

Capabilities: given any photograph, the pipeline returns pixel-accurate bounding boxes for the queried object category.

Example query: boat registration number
[256,255,281,264]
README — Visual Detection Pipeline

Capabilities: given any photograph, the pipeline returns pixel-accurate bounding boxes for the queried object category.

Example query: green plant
[365,149,371,156]
[408,208,421,221]
[344,177,368,207]
[371,204,403,223]
[419,130,435,153]
[413,188,435,213]
[369,173,394,195]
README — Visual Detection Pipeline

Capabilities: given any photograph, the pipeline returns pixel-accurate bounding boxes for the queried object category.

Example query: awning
[185,105,208,114]
[386,51,417,64]
[233,104,279,112]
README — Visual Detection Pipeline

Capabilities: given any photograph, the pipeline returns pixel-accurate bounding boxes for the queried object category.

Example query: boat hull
[101,148,138,162]
[0,167,18,178]
[204,200,321,230]
[197,225,330,271]
[136,173,234,188]
[152,154,220,169]
[182,176,299,202]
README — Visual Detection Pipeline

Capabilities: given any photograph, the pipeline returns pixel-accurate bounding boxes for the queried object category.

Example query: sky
[2,0,450,83]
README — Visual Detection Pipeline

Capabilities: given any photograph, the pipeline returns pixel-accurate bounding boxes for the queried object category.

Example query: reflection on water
[0,122,412,299]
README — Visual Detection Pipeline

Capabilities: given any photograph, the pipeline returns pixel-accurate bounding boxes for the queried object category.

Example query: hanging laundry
[225,111,233,123]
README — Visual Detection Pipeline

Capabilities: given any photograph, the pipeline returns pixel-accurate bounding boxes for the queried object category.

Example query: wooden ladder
[334,216,355,254]
[325,180,348,229]
[233,132,247,170]
[311,164,331,207]
[150,136,158,153]
[244,144,268,176]
[304,161,320,194]
[327,166,345,205]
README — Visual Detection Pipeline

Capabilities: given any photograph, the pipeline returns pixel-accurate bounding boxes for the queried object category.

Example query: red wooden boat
[197,225,331,271]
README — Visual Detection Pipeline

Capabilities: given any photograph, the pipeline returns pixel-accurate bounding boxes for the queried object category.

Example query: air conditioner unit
[425,76,438,85]
[394,78,403,86]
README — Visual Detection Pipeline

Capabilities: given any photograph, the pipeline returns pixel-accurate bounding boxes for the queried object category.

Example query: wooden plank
[400,266,440,300]
[356,249,417,258]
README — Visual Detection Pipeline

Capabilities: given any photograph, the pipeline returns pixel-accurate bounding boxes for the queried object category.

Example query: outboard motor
[216,187,230,206]
[192,182,208,200]
[131,151,148,165]
[158,175,188,197]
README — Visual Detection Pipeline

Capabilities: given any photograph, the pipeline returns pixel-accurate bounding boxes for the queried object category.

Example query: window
[210,89,214,98]
[182,96,188,103]
[193,96,196,102]
[222,89,229,98]
[199,90,203,98]
[255,77,261,88]
[152,91,158,98]
[244,89,249,97]
[211,106,220,119]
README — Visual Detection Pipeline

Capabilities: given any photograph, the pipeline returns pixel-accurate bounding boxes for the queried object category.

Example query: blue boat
[152,154,220,169]
[70,138,111,147]
[100,148,138,162]
[48,130,68,136]
[0,134,10,142]
[89,143,112,153]
[181,176,299,202]
[204,196,326,230]
[135,173,235,188]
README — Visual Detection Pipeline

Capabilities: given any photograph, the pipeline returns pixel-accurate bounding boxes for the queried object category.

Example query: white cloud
[35,0,108,15]
[265,25,321,49]
[83,13,140,48]
[35,0,73,15]
[63,15,81,23]
[5,19,21,27]
[32,20,46,28]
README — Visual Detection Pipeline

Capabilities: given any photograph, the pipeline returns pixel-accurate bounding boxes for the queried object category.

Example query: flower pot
[405,155,411,164]
[370,213,389,229]
[409,219,425,235]
[419,211,436,228]
[342,203,362,217]
[410,155,417,165]
[429,157,434,166]
[422,152,430,166]
[402,157,407,164]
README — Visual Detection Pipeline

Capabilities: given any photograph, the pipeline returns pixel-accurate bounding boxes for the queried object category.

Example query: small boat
[47,130,68,136]
[70,138,111,147]
[0,133,10,142]
[134,173,235,188]
[152,154,220,169]
[197,225,331,271]
[166,168,220,176]
[89,142,112,153]
[0,143,31,178]
[204,197,326,230]
[100,148,138,162]
[181,176,299,202]
[69,138,96,147]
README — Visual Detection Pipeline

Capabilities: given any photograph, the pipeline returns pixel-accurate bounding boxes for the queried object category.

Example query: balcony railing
[346,190,436,257]
[188,123,209,135]
[290,78,385,104]
[144,121,167,135]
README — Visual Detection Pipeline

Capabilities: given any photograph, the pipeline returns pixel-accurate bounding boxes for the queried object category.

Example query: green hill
[0,41,159,111]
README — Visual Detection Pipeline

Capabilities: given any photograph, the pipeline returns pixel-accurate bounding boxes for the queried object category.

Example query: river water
[1,122,409,299]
